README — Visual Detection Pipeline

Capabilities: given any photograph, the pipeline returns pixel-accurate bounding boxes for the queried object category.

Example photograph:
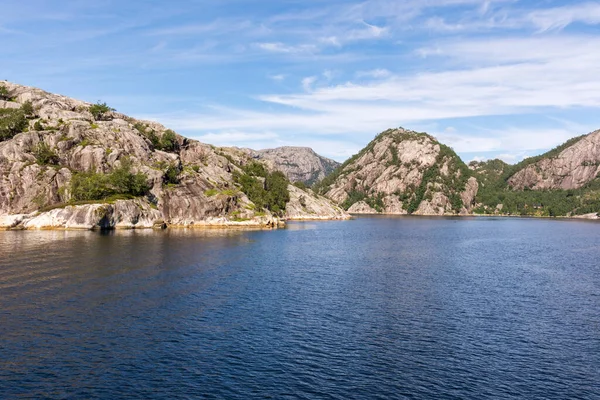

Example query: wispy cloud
[255,42,317,54]
[356,68,391,78]
[527,2,600,31]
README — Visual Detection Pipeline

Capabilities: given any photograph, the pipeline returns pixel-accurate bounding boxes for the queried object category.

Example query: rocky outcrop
[347,201,378,214]
[0,81,347,230]
[508,130,600,190]
[316,128,478,215]
[21,200,162,230]
[245,146,339,186]
[284,184,349,220]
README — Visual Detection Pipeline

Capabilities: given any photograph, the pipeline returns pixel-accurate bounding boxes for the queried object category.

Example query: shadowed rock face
[245,146,340,186]
[508,130,600,190]
[317,128,478,215]
[0,81,348,229]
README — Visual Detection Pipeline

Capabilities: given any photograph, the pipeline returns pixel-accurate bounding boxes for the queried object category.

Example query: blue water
[1,216,599,399]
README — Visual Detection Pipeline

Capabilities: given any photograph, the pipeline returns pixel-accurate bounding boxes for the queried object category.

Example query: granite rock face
[0,81,347,229]
[318,128,478,215]
[284,184,349,220]
[246,146,339,186]
[508,130,600,190]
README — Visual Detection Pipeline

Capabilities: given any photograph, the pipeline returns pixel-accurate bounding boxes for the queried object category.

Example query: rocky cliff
[470,133,600,217]
[244,146,339,186]
[507,130,600,190]
[314,128,478,215]
[0,81,348,230]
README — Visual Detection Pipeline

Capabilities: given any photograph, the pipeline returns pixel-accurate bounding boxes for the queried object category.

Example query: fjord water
[1,217,599,399]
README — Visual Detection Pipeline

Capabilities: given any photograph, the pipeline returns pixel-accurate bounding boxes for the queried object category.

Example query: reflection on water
[1,218,599,399]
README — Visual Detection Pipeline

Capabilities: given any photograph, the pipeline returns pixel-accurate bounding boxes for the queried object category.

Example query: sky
[2,0,600,163]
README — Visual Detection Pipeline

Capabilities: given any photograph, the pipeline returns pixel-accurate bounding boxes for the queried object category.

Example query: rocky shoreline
[0,81,350,228]
[347,211,600,220]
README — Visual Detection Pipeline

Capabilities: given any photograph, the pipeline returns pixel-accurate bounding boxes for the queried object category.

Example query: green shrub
[0,85,13,101]
[160,129,177,152]
[163,164,180,185]
[233,168,290,216]
[242,161,268,177]
[0,108,27,141]
[88,101,115,120]
[134,123,161,148]
[264,171,290,214]
[70,172,112,201]
[21,101,34,117]
[341,189,366,210]
[70,157,150,201]
[33,142,59,165]
[293,181,307,190]
[34,119,44,131]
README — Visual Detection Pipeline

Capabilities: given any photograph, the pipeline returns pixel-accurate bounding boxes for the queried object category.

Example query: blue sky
[3,0,600,162]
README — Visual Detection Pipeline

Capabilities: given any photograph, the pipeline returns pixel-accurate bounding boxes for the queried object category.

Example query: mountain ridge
[315,127,600,218]
[243,146,340,186]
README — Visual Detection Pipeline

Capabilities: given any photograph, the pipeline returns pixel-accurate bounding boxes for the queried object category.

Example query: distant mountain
[507,131,600,190]
[0,81,348,230]
[313,127,600,218]
[471,132,600,217]
[313,128,478,215]
[246,146,340,186]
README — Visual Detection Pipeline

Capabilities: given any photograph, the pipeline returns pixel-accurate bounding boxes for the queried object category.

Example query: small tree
[264,171,290,214]
[163,164,180,185]
[110,157,151,196]
[160,129,178,152]
[0,108,27,141]
[21,101,34,117]
[88,101,115,120]
[33,142,60,165]
[0,85,12,101]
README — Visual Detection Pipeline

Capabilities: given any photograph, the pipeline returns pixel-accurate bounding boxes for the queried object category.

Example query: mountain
[314,128,479,215]
[314,127,600,218]
[507,131,600,190]
[471,131,600,217]
[244,146,340,186]
[0,81,348,230]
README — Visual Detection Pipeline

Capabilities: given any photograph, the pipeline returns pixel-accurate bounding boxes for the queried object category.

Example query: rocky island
[0,82,348,230]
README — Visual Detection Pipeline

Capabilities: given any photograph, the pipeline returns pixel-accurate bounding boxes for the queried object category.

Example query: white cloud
[346,21,388,40]
[196,130,279,145]
[497,152,530,164]
[255,42,316,54]
[269,74,286,82]
[145,32,600,161]
[319,36,341,47]
[436,128,577,154]
[301,76,317,91]
[527,2,600,31]
[356,68,391,78]
[469,156,487,163]
[322,70,337,81]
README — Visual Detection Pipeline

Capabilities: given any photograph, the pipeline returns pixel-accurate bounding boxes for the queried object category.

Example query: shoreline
[347,212,600,221]
[2,211,597,232]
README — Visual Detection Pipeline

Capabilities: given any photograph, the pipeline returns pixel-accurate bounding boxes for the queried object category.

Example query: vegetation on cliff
[472,144,600,217]
[70,158,150,201]
[233,162,290,215]
[0,107,28,141]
